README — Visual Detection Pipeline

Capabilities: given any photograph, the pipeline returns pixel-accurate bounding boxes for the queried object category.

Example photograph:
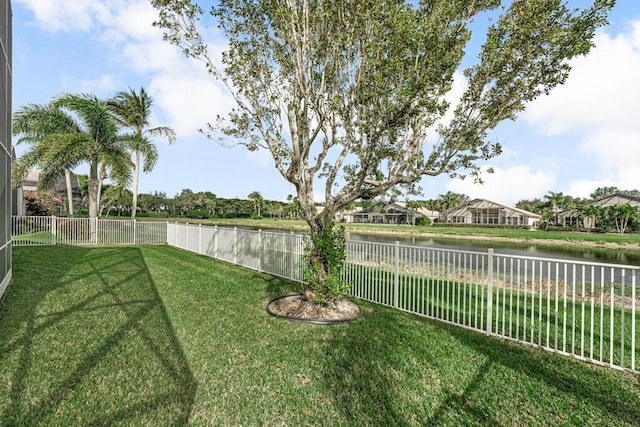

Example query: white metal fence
[167,222,639,373]
[10,217,640,373]
[11,216,167,246]
[167,222,306,282]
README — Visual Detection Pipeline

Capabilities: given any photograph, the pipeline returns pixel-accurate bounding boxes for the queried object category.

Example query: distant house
[395,202,440,223]
[18,169,84,216]
[558,193,640,228]
[438,198,540,228]
[346,201,438,225]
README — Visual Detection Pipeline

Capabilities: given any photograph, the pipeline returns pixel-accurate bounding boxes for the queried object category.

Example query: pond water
[346,231,640,267]
[236,225,640,266]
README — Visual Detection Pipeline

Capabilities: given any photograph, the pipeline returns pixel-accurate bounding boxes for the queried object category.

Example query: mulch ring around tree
[267,294,361,325]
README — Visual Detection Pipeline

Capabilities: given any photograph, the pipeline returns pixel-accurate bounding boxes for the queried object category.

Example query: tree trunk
[304,214,329,301]
[88,178,99,243]
[88,159,100,243]
[131,151,140,219]
[64,169,74,216]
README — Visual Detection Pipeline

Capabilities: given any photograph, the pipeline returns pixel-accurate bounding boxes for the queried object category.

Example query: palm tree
[438,191,466,211]
[108,87,176,219]
[16,93,131,242]
[248,191,264,218]
[543,191,573,225]
[12,103,80,215]
[607,204,639,234]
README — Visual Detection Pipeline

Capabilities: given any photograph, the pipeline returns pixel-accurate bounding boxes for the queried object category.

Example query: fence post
[51,216,57,245]
[486,248,494,335]
[133,219,137,245]
[198,224,202,254]
[234,227,238,265]
[95,217,99,244]
[258,229,263,273]
[290,231,296,281]
[394,241,400,308]
[214,225,218,259]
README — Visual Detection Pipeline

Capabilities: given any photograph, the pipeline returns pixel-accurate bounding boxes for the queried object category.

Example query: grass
[139,216,640,246]
[347,264,640,369]
[11,230,53,244]
[1,246,639,425]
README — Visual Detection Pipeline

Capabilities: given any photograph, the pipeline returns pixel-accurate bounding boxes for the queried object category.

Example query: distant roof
[441,198,541,218]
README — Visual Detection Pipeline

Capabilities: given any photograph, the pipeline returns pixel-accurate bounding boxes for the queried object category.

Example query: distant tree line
[21,183,640,234]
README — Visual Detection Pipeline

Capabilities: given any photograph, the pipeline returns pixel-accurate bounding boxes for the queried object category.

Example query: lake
[346,232,640,267]
[237,225,640,267]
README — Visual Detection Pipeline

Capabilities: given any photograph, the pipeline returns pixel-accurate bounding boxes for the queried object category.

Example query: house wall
[0,0,11,300]
[439,200,539,228]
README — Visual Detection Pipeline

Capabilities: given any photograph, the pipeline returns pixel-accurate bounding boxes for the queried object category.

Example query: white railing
[11,216,167,246]
[167,223,306,283]
[10,217,640,373]
[168,222,639,373]
[344,241,639,372]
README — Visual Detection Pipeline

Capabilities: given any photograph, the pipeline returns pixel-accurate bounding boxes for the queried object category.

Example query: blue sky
[11,0,640,205]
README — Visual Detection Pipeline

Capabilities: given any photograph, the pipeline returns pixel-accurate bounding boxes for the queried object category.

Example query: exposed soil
[267,294,361,324]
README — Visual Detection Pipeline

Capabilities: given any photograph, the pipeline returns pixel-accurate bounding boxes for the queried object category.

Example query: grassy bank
[140,216,640,248]
[1,245,639,425]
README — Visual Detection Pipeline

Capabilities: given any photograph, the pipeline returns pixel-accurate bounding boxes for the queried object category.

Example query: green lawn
[347,264,640,370]
[1,246,639,426]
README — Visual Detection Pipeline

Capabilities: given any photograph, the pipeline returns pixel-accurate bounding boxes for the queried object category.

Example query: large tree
[13,103,80,215]
[15,93,131,240]
[153,0,614,304]
[108,87,176,219]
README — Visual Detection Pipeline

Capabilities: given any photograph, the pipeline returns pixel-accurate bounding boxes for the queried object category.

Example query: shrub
[414,216,431,226]
[185,209,209,219]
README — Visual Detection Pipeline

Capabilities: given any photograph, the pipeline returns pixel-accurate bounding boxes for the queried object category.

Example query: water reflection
[346,232,640,267]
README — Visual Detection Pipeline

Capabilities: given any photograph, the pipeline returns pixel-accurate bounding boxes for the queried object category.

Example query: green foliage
[24,190,62,216]
[185,208,210,219]
[107,87,175,219]
[13,93,132,221]
[152,0,614,303]
[304,219,351,305]
[136,211,169,218]
[71,204,89,218]
[414,216,431,226]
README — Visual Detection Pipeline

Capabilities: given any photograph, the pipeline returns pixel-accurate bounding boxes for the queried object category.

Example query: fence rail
[11,216,167,246]
[10,216,640,373]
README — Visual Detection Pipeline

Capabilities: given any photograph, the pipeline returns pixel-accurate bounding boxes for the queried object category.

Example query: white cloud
[19,0,235,141]
[446,165,555,205]
[78,74,119,94]
[522,20,640,195]
[15,0,112,32]
[148,72,232,139]
[524,23,640,135]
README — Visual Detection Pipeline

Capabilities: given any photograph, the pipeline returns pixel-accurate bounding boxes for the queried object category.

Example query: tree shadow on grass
[263,275,301,301]
[319,301,640,426]
[442,323,640,425]
[0,246,197,425]
[318,304,502,426]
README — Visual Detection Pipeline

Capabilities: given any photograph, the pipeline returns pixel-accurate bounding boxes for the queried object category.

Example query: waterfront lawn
[1,246,639,425]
